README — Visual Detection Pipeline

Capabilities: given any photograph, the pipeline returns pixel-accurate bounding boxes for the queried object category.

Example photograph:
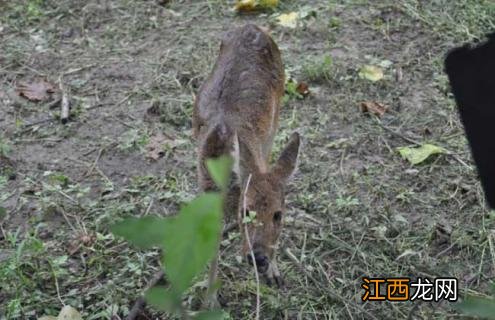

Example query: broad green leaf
[358,65,384,82]
[193,310,230,320]
[206,155,233,190]
[397,144,445,165]
[111,216,173,249]
[0,206,6,219]
[162,193,223,293]
[277,12,299,28]
[145,286,181,313]
[457,296,495,319]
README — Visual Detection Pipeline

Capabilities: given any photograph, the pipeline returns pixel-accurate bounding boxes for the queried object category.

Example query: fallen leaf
[38,317,57,320]
[57,306,82,320]
[277,12,299,28]
[296,82,310,97]
[397,144,445,165]
[358,65,384,82]
[360,101,388,117]
[259,0,278,8]
[234,0,278,12]
[235,0,256,12]
[16,80,56,102]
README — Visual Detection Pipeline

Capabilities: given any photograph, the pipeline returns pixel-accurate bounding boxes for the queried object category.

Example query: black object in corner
[445,32,495,208]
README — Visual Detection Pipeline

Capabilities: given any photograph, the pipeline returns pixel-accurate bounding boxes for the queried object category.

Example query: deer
[193,24,301,288]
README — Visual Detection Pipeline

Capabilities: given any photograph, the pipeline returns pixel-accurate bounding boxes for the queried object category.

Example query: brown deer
[193,24,300,286]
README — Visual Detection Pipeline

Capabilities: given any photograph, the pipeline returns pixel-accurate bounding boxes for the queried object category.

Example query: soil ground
[1,0,495,319]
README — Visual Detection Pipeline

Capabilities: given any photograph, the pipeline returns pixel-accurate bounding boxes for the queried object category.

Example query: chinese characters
[362,277,458,302]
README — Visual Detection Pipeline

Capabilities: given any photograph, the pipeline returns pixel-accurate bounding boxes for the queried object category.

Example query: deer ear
[272,132,300,183]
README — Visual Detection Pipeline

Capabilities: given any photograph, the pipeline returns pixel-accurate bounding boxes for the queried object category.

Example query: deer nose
[246,251,269,273]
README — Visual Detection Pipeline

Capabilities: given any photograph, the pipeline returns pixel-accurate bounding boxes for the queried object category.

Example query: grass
[1,0,495,319]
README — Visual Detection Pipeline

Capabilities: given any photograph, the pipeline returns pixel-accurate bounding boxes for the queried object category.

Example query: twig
[49,262,65,306]
[44,97,62,109]
[63,64,97,76]
[85,147,104,177]
[242,174,260,320]
[126,270,165,320]
[339,147,346,178]
[58,75,70,124]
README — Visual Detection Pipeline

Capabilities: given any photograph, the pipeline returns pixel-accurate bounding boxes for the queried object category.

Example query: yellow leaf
[234,0,278,11]
[234,0,256,12]
[397,144,445,165]
[358,65,384,82]
[259,0,279,8]
[277,12,299,28]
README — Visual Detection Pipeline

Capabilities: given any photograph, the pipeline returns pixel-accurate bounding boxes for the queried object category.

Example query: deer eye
[273,211,282,223]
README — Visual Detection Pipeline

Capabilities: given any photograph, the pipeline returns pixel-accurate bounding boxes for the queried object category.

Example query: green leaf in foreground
[145,286,181,313]
[162,192,223,294]
[206,155,233,190]
[457,296,495,319]
[111,216,173,249]
[397,144,445,165]
[192,310,230,320]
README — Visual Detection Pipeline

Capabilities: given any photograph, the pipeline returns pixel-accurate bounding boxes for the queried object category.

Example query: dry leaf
[358,65,384,82]
[16,80,56,102]
[360,101,388,117]
[277,12,299,28]
[296,82,310,97]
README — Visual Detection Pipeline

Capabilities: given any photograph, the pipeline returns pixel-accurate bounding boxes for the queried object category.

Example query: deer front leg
[265,258,284,288]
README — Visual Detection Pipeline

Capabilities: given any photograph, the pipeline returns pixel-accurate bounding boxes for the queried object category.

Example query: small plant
[303,55,333,82]
[284,80,304,100]
[0,137,11,157]
[335,195,359,210]
[111,156,233,319]
[118,129,149,152]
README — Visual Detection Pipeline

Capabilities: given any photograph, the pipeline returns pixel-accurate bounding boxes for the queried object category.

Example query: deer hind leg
[198,123,233,192]
[197,123,234,308]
